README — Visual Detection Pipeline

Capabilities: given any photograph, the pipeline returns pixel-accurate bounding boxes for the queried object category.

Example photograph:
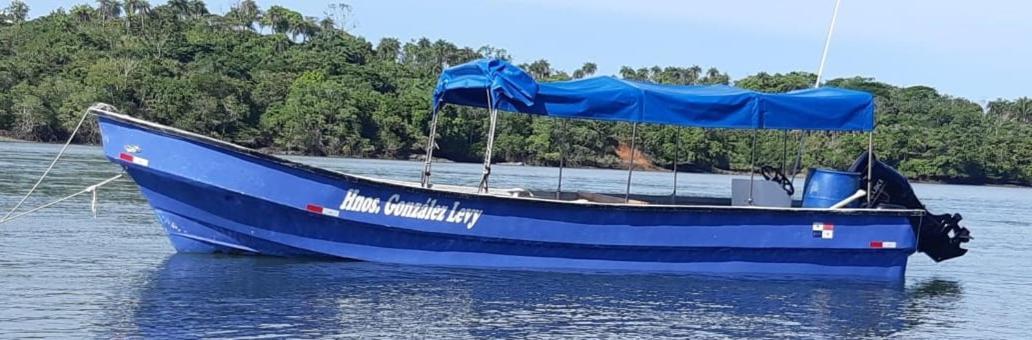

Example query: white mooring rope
[1,106,126,225]
[2,109,92,221]
[0,174,124,225]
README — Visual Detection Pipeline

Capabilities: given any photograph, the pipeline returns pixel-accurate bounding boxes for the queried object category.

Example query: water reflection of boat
[92,59,969,280]
[106,254,962,338]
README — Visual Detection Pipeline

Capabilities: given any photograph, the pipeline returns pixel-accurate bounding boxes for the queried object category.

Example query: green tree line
[1,1,1030,185]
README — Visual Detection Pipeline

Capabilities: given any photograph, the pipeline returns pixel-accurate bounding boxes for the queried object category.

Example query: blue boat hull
[97,114,920,280]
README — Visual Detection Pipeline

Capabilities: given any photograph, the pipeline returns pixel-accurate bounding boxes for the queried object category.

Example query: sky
[19,0,1032,102]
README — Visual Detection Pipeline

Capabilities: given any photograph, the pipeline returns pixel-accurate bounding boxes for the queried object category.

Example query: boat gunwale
[89,106,924,217]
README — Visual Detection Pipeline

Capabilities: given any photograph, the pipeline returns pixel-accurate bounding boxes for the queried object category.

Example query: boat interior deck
[360,175,803,207]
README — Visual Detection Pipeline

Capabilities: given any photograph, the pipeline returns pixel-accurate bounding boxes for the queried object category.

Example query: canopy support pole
[789,131,807,182]
[671,127,681,204]
[748,129,758,205]
[780,130,789,174]
[479,89,498,193]
[556,119,567,200]
[420,107,440,188]
[866,131,874,206]
[624,123,638,203]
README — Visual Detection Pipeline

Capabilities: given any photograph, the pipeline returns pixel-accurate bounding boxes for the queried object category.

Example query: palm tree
[648,66,662,82]
[258,10,275,34]
[132,0,150,30]
[285,14,304,41]
[319,17,336,32]
[581,62,597,76]
[123,0,143,30]
[526,60,552,79]
[300,16,321,41]
[1015,97,1032,124]
[229,0,260,31]
[619,66,636,80]
[687,66,702,83]
[70,5,95,23]
[376,38,401,61]
[167,0,189,19]
[187,0,208,18]
[573,62,597,79]
[990,97,1032,123]
[96,0,122,21]
[702,67,729,85]
[476,45,509,60]
[263,6,291,35]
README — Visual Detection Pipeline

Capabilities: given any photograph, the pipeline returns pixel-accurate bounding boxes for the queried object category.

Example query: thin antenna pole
[815,0,842,87]
[792,0,843,184]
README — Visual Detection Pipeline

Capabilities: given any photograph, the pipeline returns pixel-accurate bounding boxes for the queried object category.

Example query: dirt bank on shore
[614,142,665,171]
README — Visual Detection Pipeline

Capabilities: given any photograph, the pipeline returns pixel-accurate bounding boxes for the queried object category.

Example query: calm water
[1,141,1029,339]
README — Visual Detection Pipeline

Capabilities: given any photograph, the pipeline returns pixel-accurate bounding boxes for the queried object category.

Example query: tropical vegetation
[1,1,1030,185]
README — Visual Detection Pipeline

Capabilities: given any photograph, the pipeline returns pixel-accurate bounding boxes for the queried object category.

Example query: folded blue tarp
[433,59,874,131]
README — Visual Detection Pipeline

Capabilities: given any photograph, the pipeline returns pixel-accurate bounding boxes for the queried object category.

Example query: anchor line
[0,174,125,225]
[2,109,91,221]
[2,104,125,225]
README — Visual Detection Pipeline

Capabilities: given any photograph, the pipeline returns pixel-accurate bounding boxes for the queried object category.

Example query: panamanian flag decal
[812,222,834,239]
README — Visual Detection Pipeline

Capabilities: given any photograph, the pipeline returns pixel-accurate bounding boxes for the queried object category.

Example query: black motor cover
[848,153,971,262]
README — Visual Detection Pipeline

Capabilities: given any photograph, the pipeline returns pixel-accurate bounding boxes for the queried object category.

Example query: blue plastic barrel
[802,168,861,208]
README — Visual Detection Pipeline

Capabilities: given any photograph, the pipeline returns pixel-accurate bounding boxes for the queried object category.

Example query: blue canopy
[433,59,875,131]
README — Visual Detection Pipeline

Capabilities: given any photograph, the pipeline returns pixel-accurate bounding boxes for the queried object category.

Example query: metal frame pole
[748,129,758,205]
[672,127,681,204]
[624,122,638,203]
[479,89,498,193]
[420,107,440,188]
[781,130,789,174]
[867,131,874,206]
[790,131,807,180]
[556,119,567,200]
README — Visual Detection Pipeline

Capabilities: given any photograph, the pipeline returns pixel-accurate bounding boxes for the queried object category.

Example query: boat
[91,59,970,280]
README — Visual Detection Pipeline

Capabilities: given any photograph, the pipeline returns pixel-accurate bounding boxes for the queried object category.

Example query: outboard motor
[848,153,972,262]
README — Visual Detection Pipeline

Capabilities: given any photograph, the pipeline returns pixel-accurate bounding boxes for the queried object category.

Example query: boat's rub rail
[90,106,924,217]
